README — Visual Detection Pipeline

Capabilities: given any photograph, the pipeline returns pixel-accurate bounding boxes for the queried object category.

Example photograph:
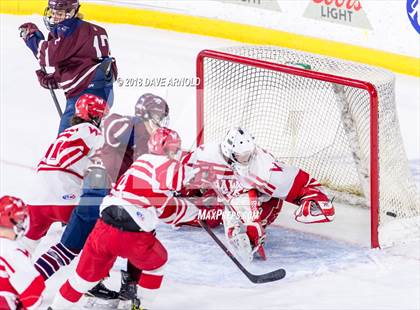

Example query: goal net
[196,46,419,248]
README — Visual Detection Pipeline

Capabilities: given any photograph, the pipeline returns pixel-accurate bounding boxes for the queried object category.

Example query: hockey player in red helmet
[148,127,181,156]
[19,0,118,134]
[20,94,108,254]
[0,196,29,239]
[51,127,200,310]
[73,93,109,127]
[32,93,170,304]
[0,196,46,310]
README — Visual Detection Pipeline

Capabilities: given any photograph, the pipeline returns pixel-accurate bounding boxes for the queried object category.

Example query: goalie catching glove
[294,200,335,223]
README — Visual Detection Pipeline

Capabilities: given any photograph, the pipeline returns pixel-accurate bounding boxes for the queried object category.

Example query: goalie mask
[44,0,80,31]
[221,127,256,166]
[0,196,29,239]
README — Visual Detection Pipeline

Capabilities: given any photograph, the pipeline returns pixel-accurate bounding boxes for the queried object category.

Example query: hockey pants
[54,220,167,309]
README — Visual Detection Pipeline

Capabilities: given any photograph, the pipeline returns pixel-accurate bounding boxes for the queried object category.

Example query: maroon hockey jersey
[96,114,151,182]
[34,18,117,98]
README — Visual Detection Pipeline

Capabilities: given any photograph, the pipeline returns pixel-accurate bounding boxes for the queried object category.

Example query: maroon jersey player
[19,0,118,133]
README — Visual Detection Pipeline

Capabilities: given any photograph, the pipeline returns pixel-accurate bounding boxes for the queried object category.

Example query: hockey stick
[40,66,63,117]
[198,219,285,283]
[195,179,286,283]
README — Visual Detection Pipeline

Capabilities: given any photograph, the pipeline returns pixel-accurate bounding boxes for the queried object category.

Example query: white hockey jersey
[100,153,198,232]
[30,123,104,206]
[0,238,45,309]
[185,142,320,205]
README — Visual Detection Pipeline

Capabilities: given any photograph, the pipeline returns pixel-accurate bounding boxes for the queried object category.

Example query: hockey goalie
[184,127,335,262]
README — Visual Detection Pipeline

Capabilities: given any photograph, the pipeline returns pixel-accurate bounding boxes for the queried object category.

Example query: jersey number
[115,173,129,192]
[93,35,110,59]
[48,139,65,161]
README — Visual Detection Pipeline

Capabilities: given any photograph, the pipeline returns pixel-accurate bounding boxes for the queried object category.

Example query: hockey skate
[83,281,120,309]
[86,281,120,299]
[118,270,140,310]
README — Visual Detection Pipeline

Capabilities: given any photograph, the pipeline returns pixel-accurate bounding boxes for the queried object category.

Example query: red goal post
[196,47,406,248]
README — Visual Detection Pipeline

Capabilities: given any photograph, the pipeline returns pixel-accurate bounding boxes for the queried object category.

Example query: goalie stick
[40,66,63,117]
[198,219,286,283]
[195,179,286,283]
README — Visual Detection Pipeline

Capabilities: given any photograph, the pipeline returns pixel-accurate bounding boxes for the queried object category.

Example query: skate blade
[117,300,131,310]
[82,296,120,309]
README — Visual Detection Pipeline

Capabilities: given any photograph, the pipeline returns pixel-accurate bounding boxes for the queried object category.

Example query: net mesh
[199,46,419,244]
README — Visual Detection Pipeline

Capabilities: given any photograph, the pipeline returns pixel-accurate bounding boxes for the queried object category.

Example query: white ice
[0,14,419,310]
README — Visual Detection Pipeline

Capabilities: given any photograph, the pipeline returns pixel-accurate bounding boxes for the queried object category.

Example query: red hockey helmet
[0,196,29,237]
[75,94,109,126]
[135,93,169,127]
[148,127,181,156]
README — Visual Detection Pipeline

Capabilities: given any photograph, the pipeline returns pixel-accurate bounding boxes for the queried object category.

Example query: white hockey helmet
[220,127,256,165]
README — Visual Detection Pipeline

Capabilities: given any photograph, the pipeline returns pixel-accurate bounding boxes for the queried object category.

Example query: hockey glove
[19,23,44,41]
[294,200,335,223]
[35,69,59,89]
[191,193,224,228]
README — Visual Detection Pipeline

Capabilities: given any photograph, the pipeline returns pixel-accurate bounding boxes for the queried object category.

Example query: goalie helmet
[75,94,109,127]
[0,196,29,238]
[148,127,181,156]
[44,0,80,31]
[220,127,256,165]
[135,93,169,127]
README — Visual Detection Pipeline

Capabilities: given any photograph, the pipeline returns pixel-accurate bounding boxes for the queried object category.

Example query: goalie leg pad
[294,200,335,223]
[246,223,266,260]
[224,191,267,261]
[259,198,284,227]
[226,225,253,263]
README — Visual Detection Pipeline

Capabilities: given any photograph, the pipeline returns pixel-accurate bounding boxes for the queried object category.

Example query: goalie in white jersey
[21,94,109,252]
[51,127,200,310]
[185,127,335,262]
[0,196,45,309]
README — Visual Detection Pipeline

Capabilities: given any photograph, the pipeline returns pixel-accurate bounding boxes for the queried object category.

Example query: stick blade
[248,268,286,284]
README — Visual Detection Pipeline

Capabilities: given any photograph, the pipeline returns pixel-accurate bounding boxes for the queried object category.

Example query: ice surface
[1,14,419,310]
